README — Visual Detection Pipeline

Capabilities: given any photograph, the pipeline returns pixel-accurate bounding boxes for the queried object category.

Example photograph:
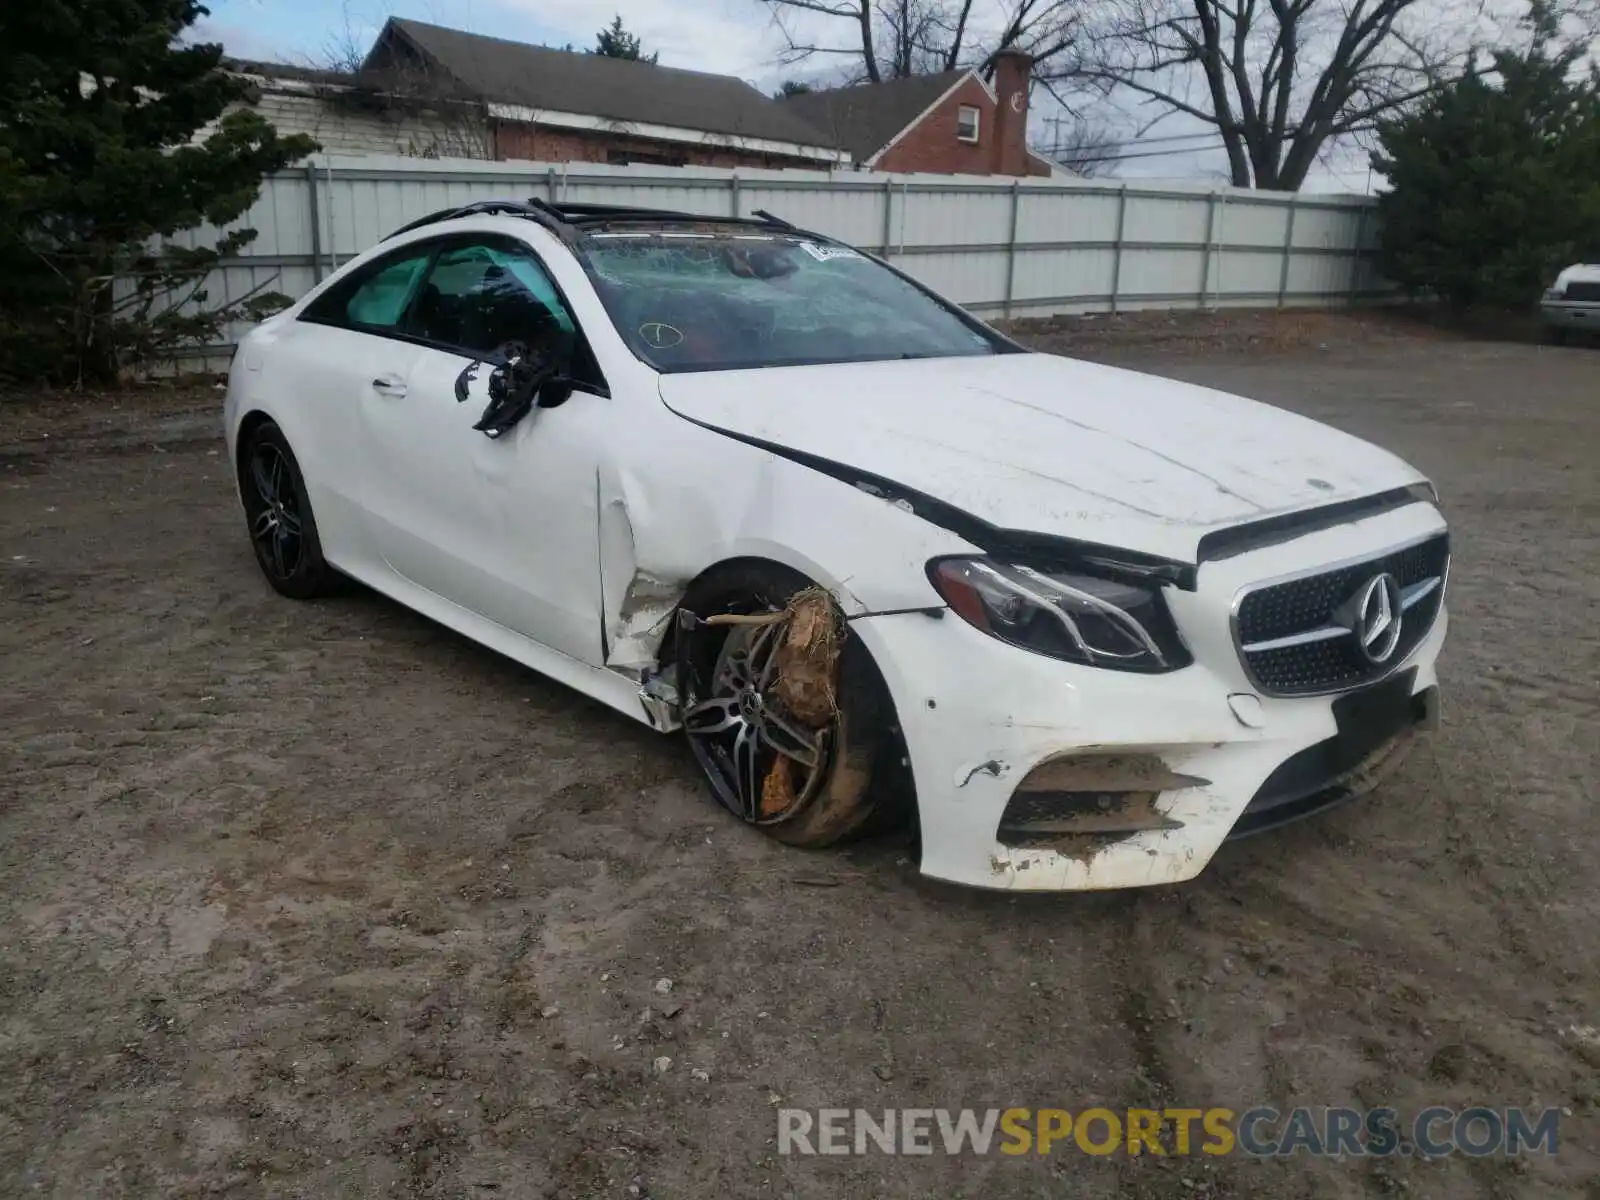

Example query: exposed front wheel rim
[244,442,305,581]
[684,618,834,826]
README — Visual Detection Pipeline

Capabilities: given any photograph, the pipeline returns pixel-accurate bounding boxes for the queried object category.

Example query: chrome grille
[1234,533,1449,696]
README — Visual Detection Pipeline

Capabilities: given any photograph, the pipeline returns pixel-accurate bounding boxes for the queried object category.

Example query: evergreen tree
[591,16,658,64]
[0,1,317,382]
[1372,4,1600,309]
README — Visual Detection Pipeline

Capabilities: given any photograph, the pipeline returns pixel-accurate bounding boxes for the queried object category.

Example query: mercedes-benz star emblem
[1352,572,1404,664]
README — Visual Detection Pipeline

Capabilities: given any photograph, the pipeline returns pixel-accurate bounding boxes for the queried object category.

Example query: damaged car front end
[849,512,1446,890]
[651,347,1448,891]
[226,199,1448,893]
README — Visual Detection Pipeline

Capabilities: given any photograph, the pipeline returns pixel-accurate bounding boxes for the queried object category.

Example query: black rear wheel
[239,421,337,599]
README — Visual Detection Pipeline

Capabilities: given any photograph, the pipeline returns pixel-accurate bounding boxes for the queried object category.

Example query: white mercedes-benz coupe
[224,199,1449,891]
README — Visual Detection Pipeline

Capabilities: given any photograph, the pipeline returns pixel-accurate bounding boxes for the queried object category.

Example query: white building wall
[199,83,493,161]
[257,92,492,160]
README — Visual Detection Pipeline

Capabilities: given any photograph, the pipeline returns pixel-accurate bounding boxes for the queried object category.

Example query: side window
[956,105,981,143]
[347,254,432,327]
[406,239,578,357]
[302,247,433,330]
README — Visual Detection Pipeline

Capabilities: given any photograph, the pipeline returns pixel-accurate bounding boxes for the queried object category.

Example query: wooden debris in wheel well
[761,755,796,819]
[703,611,785,627]
[771,586,841,728]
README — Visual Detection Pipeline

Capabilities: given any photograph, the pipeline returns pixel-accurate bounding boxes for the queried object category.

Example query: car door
[357,233,610,666]
[268,241,436,572]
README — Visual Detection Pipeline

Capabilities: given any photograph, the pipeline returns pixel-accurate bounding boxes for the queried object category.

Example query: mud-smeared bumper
[852,503,1449,892]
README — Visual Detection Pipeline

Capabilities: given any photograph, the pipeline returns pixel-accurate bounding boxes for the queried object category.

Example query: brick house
[359,18,847,169]
[222,19,845,169]
[778,52,1056,177]
[224,19,1064,178]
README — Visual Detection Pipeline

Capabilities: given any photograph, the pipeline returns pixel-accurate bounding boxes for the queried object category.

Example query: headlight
[928,557,1191,673]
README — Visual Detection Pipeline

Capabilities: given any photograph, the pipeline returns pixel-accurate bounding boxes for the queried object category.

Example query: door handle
[371,375,407,397]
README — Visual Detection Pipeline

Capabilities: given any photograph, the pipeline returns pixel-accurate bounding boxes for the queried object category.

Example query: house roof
[777,71,972,163]
[371,18,839,152]
[222,58,355,88]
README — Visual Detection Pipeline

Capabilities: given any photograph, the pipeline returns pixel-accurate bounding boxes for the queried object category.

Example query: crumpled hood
[658,352,1426,563]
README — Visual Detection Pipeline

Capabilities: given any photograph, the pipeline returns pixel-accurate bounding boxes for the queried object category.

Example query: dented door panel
[361,346,606,663]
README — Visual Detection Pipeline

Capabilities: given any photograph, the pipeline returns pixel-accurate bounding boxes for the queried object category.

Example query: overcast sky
[197,0,1383,191]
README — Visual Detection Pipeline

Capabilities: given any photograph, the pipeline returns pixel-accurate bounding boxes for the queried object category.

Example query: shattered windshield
[578,229,1007,373]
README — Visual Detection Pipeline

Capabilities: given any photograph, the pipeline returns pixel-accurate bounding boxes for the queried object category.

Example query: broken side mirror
[533,326,577,409]
[535,373,574,410]
[455,329,576,438]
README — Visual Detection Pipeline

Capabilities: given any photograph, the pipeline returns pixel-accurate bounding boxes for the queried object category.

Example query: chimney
[991,48,1032,177]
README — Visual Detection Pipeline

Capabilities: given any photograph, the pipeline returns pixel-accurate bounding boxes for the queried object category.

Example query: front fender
[596,419,975,671]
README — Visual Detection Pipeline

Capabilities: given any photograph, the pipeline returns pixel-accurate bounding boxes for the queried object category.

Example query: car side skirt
[331,552,670,732]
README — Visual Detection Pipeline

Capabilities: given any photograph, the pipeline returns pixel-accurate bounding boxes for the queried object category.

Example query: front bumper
[1541,301,1600,331]
[852,501,1449,891]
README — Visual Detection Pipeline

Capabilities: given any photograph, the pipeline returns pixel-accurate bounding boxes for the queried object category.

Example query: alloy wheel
[683,619,833,825]
[246,442,304,581]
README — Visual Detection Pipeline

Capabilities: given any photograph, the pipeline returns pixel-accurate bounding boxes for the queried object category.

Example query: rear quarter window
[302,248,433,330]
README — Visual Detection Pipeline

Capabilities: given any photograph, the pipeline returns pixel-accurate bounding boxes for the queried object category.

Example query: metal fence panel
[913,249,1011,312]
[1116,247,1207,303]
[178,154,1383,357]
[1011,247,1117,305]
[1291,204,1365,254]
[1015,188,1121,245]
[1217,199,1290,249]
[1122,194,1213,248]
[1218,252,1283,297]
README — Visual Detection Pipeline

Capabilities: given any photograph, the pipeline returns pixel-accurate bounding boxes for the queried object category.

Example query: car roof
[383,199,827,247]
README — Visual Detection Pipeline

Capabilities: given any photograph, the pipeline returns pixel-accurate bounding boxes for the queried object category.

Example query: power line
[1037,117,1236,166]
[1043,139,1232,165]
[1040,120,1228,154]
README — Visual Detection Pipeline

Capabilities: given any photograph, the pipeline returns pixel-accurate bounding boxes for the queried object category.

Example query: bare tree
[302,13,493,161]
[980,0,1086,79]
[1036,113,1121,174]
[1556,0,1600,44]
[1065,0,1482,189]
[319,30,368,75]
[759,0,1084,83]
[315,1,374,74]
[878,0,953,76]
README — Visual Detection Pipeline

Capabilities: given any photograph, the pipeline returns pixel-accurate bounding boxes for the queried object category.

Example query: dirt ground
[2,313,1597,1199]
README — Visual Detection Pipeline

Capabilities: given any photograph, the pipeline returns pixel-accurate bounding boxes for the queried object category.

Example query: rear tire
[238,420,338,600]
[1545,325,1569,345]
[678,563,905,848]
